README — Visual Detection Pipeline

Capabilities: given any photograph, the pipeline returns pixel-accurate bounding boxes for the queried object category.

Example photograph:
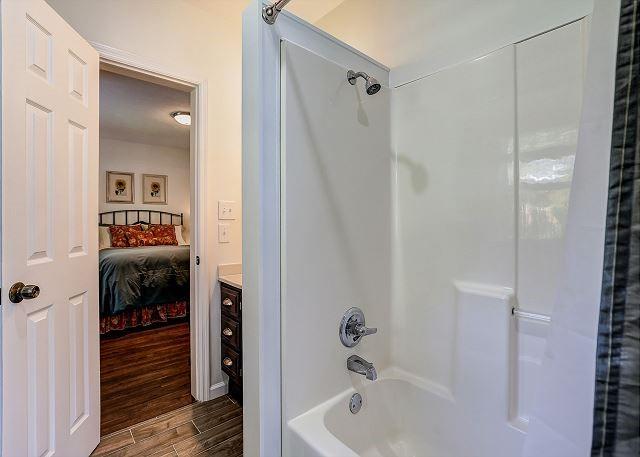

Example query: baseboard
[209,381,228,400]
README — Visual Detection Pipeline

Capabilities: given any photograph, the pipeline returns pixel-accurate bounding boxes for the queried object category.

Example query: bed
[99,210,190,335]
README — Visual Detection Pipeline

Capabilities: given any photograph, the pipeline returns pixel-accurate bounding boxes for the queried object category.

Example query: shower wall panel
[515,20,587,318]
[512,19,587,428]
[280,41,392,423]
[392,46,517,391]
[392,18,586,436]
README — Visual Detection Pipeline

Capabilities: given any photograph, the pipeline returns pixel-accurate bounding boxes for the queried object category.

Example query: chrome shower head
[347,70,382,95]
[366,77,382,95]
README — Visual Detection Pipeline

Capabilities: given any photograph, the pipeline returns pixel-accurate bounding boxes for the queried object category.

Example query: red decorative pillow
[126,230,159,247]
[108,225,143,248]
[148,224,178,246]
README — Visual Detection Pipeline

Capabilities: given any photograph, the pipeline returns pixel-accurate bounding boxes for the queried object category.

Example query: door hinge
[195,256,200,266]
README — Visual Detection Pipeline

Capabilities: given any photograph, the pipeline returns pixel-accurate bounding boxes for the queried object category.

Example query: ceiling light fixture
[170,111,191,126]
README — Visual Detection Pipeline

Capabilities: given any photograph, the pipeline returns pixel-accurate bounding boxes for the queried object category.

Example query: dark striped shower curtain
[591,0,640,456]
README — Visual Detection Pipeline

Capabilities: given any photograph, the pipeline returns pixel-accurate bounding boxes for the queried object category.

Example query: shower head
[347,70,382,95]
[366,78,382,95]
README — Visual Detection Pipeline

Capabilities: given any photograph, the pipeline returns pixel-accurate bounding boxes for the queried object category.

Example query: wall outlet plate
[218,200,236,220]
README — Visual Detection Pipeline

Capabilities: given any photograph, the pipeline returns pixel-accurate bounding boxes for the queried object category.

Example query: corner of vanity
[219,264,243,404]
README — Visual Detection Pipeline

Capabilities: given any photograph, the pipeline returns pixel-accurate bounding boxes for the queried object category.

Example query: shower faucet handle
[354,323,377,337]
[339,307,377,347]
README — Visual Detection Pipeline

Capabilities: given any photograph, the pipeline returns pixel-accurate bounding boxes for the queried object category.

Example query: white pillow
[98,226,112,250]
[175,226,188,246]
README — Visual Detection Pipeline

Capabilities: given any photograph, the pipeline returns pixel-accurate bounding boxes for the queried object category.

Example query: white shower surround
[281,19,588,457]
[243,1,596,455]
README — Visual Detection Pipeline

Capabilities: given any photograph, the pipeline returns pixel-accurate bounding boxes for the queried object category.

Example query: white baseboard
[209,381,228,400]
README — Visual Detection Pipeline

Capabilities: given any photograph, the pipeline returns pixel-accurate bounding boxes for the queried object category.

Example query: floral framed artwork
[106,171,134,203]
[142,174,168,204]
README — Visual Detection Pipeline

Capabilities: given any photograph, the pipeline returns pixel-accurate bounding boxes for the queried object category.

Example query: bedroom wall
[99,138,191,241]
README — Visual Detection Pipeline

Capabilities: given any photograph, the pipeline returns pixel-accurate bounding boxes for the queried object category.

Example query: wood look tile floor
[100,322,194,436]
[91,395,243,457]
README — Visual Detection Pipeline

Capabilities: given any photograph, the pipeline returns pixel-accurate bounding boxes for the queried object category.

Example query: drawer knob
[223,327,233,337]
[222,298,233,307]
[223,357,233,367]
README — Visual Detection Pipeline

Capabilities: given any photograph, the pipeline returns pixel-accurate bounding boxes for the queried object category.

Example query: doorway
[91,62,243,456]
[97,68,194,434]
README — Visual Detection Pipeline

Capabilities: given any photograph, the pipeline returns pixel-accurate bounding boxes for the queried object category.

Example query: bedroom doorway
[95,58,214,439]
[84,32,239,457]
[98,69,194,435]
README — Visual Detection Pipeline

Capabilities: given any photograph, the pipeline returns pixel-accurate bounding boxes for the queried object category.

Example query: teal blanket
[99,246,190,316]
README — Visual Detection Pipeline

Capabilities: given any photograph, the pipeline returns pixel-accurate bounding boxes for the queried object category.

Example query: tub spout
[347,355,377,381]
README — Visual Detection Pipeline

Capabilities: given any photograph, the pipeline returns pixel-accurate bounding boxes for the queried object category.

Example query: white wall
[99,138,191,239]
[280,39,391,438]
[45,0,244,396]
[317,0,593,86]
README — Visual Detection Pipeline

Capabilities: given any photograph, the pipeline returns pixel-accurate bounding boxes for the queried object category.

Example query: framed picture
[106,171,134,203]
[142,174,168,204]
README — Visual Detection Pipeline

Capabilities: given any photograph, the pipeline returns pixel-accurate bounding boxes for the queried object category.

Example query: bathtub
[287,371,524,457]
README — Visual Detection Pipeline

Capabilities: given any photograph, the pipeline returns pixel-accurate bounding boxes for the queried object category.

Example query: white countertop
[219,274,242,289]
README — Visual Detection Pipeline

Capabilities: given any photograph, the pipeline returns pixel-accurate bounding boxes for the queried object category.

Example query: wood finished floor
[91,395,243,457]
[100,322,194,436]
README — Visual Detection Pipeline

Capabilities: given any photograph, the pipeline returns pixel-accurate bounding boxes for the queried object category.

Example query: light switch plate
[218,223,230,243]
[218,200,236,220]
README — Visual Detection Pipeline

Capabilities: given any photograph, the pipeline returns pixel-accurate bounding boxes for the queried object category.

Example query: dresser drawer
[221,344,241,379]
[221,285,241,319]
[221,316,240,351]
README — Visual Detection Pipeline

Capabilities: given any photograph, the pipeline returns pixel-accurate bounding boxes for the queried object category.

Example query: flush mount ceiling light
[170,111,191,126]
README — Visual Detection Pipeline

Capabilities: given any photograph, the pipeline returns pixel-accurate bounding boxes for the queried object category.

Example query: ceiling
[183,0,350,24]
[100,71,191,149]
[284,0,351,23]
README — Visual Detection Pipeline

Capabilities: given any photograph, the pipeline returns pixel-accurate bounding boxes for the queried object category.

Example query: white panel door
[1,0,100,455]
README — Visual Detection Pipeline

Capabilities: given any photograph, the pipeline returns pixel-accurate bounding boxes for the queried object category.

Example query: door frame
[93,42,212,402]
[242,2,389,455]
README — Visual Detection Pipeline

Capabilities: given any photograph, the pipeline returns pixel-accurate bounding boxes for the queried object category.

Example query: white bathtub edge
[287,368,456,457]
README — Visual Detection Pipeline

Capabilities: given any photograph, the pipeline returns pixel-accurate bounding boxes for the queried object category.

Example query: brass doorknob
[223,328,233,337]
[9,282,40,303]
[223,357,233,367]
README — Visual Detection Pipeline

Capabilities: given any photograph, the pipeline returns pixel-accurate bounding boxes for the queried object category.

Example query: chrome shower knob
[339,307,377,347]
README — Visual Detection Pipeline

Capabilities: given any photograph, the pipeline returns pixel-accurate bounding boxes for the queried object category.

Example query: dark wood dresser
[220,282,242,403]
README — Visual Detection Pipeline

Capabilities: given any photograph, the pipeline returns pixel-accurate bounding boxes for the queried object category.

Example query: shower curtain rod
[262,0,292,24]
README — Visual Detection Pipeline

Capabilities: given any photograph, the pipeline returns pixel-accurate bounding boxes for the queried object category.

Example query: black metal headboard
[99,210,183,226]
